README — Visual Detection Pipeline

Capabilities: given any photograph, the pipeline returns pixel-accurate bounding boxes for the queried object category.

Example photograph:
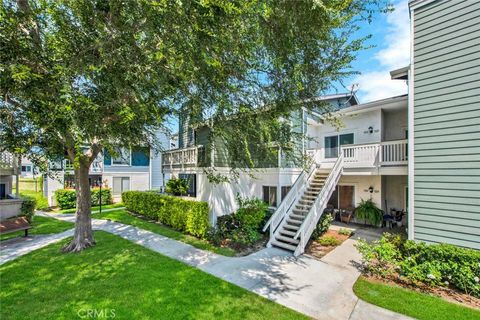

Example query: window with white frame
[263,186,277,207]
[21,165,32,173]
[112,148,131,166]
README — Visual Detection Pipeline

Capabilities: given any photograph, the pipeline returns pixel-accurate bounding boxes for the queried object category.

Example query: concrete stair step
[290,213,306,220]
[287,218,303,225]
[275,234,300,244]
[271,240,297,252]
[284,223,300,231]
[293,209,309,215]
[279,229,296,237]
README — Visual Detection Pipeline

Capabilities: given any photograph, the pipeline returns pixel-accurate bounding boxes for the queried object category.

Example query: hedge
[122,191,210,238]
[356,233,480,297]
[21,196,37,222]
[54,188,113,209]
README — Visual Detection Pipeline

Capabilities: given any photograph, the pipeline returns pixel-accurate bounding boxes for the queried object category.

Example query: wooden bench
[0,217,32,237]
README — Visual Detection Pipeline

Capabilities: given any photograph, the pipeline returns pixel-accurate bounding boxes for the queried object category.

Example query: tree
[1,0,389,252]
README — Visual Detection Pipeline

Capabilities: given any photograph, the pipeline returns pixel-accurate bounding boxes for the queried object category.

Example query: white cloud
[355,71,407,102]
[354,0,410,103]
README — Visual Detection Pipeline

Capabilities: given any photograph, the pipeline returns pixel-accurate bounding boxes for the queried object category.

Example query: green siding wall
[413,0,480,249]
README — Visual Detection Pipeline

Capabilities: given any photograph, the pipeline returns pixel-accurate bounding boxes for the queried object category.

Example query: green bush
[338,228,353,236]
[55,189,77,209]
[207,196,268,248]
[318,236,340,246]
[54,188,113,209]
[356,233,480,297]
[20,196,37,222]
[122,191,210,238]
[91,188,113,206]
[165,178,189,196]
[310,212,333,240]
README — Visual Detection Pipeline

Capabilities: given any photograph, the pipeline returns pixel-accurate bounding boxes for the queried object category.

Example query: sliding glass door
[324,133,354,158]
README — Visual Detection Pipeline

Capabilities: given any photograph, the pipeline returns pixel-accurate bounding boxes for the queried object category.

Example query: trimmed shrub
[318,236,341,246]
[91,188,113,206]
[20,196,37,222]
[54,188,113,209]
[356,233,480,297]
[207,196,268,248]
[122,191,210,238]
[55,189,77,209]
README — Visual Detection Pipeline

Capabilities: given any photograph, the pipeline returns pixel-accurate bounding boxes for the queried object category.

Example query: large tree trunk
[62,161,95,252]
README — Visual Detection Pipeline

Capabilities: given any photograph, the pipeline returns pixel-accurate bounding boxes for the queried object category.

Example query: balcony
[162,146,200,170]
[307,139,407,171]
[63,159,104,173]
[0,152,18,176]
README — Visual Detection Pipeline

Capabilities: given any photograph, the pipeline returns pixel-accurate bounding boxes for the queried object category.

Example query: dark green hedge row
[122,191,209,238]
[54,188,113,209]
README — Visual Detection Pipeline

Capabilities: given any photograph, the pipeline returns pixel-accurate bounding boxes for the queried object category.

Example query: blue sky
[342,0,410,103]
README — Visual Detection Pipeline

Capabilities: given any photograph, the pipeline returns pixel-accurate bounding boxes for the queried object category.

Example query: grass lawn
[353,276,480,320]
[57,202,125,214]
[0,231,307,320]
[92,209,236,257]
[0,216,73,241]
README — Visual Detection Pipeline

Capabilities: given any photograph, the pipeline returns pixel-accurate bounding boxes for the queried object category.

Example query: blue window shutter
[103,149,112,165]
[132,147,149,166]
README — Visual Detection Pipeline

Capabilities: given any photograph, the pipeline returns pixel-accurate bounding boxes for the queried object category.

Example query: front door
[0,183,6,199]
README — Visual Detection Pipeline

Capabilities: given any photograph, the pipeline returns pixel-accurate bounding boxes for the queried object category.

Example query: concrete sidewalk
[1,212,411,320]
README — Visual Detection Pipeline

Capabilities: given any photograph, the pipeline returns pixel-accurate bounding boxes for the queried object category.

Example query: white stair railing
[263,162,316,245]
[293,153,344,256]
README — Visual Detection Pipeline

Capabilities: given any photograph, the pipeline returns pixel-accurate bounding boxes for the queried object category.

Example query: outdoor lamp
[368,126,374,134]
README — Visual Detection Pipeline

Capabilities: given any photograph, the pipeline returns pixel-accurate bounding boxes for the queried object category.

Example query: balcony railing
[162,146,199,169]
[307,139,407,169]
[0,152,15,169]
[63,159,103,173]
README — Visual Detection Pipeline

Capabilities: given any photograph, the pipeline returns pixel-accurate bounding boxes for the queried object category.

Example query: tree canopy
[0,0,390,251]
[1,0,390,169]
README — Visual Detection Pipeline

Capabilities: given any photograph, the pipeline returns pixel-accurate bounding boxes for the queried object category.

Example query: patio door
[328,185,355,209]
[0,183,6,199]
[325,133,354,158]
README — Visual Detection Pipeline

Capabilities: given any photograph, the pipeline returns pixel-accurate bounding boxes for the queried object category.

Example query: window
[179,173,196,197]
[113,177,130,195]
[327,185,355,210]
[21,165,32,173]
[281,186,292,201]
[131,147,150,166]
[324,133,354,158]
[263,186,277,207]
[112,148,131,166]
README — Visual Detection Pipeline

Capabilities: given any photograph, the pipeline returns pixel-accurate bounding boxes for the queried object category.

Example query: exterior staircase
[270,171,328,252]
[263,154,344,256]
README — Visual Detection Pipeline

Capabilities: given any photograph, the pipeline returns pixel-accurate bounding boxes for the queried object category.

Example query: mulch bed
[363,274,480,309]
[306,229,351,259]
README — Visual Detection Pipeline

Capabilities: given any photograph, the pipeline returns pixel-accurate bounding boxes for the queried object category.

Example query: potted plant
[355,199,383,227]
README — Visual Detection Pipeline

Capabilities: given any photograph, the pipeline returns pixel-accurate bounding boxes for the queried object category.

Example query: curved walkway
[0,212,411,320]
